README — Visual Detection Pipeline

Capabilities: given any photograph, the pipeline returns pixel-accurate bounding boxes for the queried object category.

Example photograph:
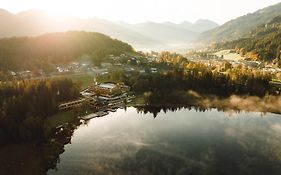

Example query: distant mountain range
[198,2,281,44]
[0,9,219,50]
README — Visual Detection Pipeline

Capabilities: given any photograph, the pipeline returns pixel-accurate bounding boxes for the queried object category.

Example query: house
[97,93,127,105]
[10,71,16,76]
[17,70,33,78]
[151,68,158,73]
[147,57,156,62]
[117,82,130,92]
[114,63,122,66]
[93,83,122,97]
[91,82,130,96]
[101,62,112,68]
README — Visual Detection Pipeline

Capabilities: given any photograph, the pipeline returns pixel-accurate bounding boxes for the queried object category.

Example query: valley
[0,1,281,175]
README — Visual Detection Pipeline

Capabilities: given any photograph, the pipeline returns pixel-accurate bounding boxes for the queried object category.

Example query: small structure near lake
[58,82,130,111]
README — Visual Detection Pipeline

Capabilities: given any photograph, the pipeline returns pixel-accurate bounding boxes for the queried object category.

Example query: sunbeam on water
[47,107,281,175]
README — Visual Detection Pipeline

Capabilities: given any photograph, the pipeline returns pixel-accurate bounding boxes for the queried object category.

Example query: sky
[0,0,280,24]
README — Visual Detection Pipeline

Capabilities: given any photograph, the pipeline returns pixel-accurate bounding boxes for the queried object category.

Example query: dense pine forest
[0,31,134,71]
[98,60,273,105]
[0,79,80,144]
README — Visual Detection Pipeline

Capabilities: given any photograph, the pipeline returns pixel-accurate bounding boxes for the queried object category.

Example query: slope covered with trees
[198,2,281,43]
[0,31,134,71]
[214,16,281,63]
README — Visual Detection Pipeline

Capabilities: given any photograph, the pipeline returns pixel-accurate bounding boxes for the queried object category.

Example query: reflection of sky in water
[48,108,281,175]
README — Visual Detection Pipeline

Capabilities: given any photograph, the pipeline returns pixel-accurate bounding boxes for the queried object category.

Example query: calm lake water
[47,107,281,175]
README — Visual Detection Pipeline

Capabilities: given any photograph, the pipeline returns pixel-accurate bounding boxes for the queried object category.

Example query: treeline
[129,68,270,104]
[0,31,134,71]
[96,57,273,98]
[0,78,80,144]
[214,16,281,64]
[97,64,272,105]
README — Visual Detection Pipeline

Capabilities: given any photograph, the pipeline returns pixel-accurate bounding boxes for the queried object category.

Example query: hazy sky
[0,0,280,24]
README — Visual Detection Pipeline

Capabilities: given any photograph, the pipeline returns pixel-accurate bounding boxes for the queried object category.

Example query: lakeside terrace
[59,82,130,110]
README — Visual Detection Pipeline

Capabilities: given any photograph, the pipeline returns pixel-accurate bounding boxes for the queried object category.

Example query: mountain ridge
[197,2,281,44]
[213,15,281,64]
[0,9,219,50]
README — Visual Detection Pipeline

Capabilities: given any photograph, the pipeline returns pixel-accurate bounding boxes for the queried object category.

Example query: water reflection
[1,106,281,175]
[0,121,80,175]
[46,108,281,175]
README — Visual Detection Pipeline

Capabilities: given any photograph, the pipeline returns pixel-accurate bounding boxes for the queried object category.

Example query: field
[214,50,244,61]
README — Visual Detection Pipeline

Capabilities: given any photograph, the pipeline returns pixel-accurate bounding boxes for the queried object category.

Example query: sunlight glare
[41,1,92,18]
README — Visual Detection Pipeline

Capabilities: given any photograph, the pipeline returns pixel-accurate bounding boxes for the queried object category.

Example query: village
[7,50,281,81]
[6,52,160,80]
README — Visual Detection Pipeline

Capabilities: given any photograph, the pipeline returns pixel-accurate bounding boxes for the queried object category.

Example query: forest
[214,15,281,65]
[0,31,134,71]
[97,59,274,106]
[130,69,271,105]
[0,78,80,144]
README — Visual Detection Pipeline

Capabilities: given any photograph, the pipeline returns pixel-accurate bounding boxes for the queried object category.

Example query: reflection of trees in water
[44,120,83,173]
[0,120,81,175]
[135,105,242,118]
[1,104,279,174]
[116,136,281,175]
[135,92,281,117]
[115,113,281,175]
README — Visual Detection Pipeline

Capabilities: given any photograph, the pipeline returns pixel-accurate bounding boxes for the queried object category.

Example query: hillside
[198,2,281,43]
[0,9,218,50]
[121,20,219,44]
[213,16,281,64]
[0,31,134,70]
[187,19,219,33]
[119,22,197,46]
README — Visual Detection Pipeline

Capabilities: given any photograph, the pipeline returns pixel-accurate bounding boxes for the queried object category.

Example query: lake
[47,107,281,175]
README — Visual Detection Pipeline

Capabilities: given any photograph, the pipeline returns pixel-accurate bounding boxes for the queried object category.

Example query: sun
[40,1,97,19]
[43,4,76,18]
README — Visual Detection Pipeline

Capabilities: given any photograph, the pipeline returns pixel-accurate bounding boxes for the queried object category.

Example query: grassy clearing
[214,49,244,61]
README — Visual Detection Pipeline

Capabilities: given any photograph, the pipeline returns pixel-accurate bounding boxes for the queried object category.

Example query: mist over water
[193,92,281,114]
[48,107,281,175]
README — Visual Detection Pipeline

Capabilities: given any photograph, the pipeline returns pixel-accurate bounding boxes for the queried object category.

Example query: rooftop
[98,83,116,89]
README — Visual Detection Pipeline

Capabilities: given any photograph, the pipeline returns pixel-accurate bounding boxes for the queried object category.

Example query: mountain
[179,21,192,29]
[198,2,281,44]
[0,9,219,50]
[0,31,134,71]
[119,21,197,45]
[214,15,281,64]
[119,20,219,45]
[189,19,219,33]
